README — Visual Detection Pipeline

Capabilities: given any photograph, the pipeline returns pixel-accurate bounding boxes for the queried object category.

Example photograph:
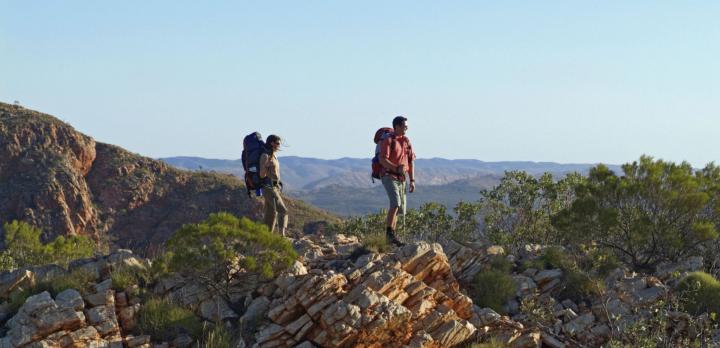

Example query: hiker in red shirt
[379,116,416,246]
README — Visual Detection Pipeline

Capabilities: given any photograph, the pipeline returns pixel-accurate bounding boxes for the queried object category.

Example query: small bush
[49,268,96,295]
[559,270,604,303]
[165,213,297,300]
[470,270,517,314]
[110,266,148,291]
[362,233,391,253]
[524,246,571,271]
[0,220,94,271]
[580,248,621,275]
[488,255,514,273]
[0,252,17,272]
[677,271,720,315]
[137,297,202,341]
[199,323,233,348]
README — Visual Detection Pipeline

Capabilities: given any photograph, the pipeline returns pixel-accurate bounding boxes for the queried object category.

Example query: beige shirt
[259,153,280,182]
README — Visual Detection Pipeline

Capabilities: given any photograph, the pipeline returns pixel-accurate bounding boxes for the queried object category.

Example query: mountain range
[162,156,621,216]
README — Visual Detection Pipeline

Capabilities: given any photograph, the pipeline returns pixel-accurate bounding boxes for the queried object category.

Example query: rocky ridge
[0,234,715,347]
[0,102,337,251]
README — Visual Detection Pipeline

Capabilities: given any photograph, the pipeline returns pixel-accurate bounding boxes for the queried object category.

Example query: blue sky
[2,1,718,167]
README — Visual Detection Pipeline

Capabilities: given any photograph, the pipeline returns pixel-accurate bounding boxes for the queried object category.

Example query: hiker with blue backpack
[242,133,288,237]
[259,134,288,237]
[375,116,416,246]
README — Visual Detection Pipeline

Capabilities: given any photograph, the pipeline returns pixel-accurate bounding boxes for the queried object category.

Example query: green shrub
[164,213,297,300]
[559,270,604,303]
[488,255,514,274]
[2,220,49,268]
[362,233,390,253]
[0,220,94,271]
[0,252,17,271]
[48,268,96,295]
[199,323,233,348]
[677,271,720,315]
[45,235,96,268]
[331,202,482,244]
[470,270,517,314]
[110,266,143,291]
[553,157,720,271]
[137,297,202,341]
[480,171,583,248]
[579,248,621,275]
[524,246,571,271]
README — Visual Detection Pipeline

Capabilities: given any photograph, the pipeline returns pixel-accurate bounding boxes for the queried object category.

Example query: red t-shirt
[379,134,415,181]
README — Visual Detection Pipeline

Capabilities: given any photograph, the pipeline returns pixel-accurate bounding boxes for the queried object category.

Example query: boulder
[509,330,541,348]
[562,312,595,336]
[5,291,85,346]
[86,305,119,336]
[55,289,85,311]
[199,296,239,321]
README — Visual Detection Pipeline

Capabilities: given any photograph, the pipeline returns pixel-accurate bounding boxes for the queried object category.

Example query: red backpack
[371,127,394,181]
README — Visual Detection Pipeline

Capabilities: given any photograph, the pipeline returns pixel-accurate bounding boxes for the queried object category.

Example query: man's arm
[408,160,415,192]
[408,141,416,192]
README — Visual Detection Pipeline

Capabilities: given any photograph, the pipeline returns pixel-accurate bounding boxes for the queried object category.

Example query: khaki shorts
[382,176,406,215]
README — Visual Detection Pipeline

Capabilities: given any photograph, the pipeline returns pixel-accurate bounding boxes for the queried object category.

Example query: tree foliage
[332,201,482,244]
[553,156,719,270]
[0,220,95,272]
[480,171,584,247]
[163,212,297,298]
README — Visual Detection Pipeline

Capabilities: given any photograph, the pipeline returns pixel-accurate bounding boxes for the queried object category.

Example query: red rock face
[0,105,100,242]
[0,103,336,251]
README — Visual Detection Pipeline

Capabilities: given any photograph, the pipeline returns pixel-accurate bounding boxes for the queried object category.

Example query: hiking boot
[386,229,405,247]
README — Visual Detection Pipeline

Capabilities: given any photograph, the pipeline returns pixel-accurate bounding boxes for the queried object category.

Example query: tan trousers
[263,186,288,236]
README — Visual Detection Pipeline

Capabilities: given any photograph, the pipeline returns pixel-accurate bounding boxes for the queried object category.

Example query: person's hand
[409,181,415,193]
[397,164,405,174]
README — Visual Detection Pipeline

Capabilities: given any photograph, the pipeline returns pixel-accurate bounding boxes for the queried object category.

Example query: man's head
[392,116,408,136]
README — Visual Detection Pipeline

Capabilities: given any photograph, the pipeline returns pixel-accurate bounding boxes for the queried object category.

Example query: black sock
[386,227,394,235]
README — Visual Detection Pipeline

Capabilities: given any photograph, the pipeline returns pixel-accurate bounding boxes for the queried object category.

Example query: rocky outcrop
[0,250,151,347]
[254,241,476,347]
[0,102,338,251]
[2,238,719,347]
[0,104,99,242]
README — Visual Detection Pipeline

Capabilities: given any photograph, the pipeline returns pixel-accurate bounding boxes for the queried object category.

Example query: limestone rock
[55,289,85,311]
[5,291,85,346]
[199,296,239,321]
[258,241,476,347]
[562,312,595,336]
[86,305,120,336]
[509,330,541,348]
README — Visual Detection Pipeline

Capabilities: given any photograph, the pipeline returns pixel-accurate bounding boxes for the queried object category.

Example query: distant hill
[285,175,502,216]
[0,102,338,253]
[162,156,619,216]
[162,156,620,191]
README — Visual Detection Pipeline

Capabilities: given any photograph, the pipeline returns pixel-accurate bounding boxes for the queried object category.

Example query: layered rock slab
[256,242,476,348]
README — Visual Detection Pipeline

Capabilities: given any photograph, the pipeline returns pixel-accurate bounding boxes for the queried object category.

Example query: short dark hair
[392,116,407,128]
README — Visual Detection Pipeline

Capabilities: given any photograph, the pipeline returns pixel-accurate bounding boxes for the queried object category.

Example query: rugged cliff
[0,102,337,252]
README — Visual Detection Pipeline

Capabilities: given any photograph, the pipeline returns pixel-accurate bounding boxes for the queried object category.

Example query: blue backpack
[242,132,267,196]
